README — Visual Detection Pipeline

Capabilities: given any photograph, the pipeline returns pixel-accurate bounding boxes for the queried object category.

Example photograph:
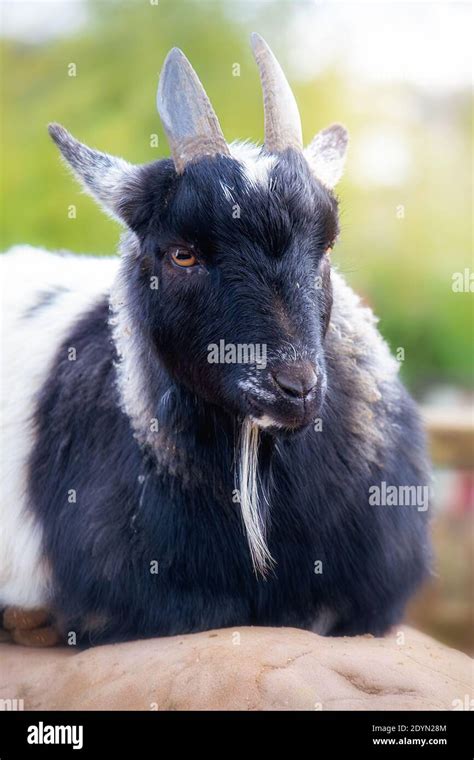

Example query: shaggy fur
[1,145,430,645]
[0,47,431,642]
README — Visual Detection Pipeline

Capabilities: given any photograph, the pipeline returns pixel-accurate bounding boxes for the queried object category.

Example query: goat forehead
[173,144,316,204]
[229,141,277,188]
[202,159,321,212]
[156,148,337,255]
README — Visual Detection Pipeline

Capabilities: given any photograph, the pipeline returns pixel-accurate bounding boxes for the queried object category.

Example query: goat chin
[237,417,275,577]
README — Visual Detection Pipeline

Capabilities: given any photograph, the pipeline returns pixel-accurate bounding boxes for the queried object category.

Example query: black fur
[27,150,431,645]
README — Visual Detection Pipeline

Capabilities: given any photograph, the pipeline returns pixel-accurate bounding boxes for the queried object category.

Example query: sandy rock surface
[0,626,471,711]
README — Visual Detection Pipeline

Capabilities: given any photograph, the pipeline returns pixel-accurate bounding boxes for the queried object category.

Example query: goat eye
[170,247,197,268]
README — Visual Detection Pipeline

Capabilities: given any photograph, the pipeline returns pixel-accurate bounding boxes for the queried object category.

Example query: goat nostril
[272,365,318,399]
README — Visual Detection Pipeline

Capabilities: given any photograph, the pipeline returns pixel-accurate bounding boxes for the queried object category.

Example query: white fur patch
[0,245,118,608]
[230,141,276,189]
[109,234,160,450]
[251,414,283,430]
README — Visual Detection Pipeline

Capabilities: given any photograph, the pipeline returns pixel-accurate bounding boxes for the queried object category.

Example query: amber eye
[170,247,197,268]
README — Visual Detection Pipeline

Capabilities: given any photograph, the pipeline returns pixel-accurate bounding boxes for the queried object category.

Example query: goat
[0,34,430,646]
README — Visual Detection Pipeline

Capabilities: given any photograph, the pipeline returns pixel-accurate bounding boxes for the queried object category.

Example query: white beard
[237,417,274,577]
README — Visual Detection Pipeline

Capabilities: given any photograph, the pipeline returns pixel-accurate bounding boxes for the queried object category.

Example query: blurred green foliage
[1,0,472,392]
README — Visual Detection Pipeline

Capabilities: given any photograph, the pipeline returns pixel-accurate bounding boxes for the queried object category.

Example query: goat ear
[48,123,142,226]
[304,124,348,189]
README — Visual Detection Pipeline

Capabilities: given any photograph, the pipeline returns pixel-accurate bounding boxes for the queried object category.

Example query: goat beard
[237,417,275,577]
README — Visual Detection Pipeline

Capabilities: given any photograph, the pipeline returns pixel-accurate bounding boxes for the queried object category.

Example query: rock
[0,626,471,711]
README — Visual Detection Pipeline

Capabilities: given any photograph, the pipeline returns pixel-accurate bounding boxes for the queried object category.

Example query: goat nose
[272,364,318,399]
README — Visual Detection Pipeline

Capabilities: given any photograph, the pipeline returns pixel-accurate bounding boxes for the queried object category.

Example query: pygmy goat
[0,34,430,646]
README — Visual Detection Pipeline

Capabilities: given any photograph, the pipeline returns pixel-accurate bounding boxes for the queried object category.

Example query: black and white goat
[0,35,430,646]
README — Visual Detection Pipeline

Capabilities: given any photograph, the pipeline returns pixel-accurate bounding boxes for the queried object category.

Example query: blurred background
[1,0,472,653]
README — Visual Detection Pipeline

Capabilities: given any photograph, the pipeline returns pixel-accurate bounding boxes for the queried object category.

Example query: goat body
[0,37,430,645]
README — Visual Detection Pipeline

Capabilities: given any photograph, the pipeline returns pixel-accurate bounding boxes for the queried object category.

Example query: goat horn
[250,33,303,154]
[157,47,230,173]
